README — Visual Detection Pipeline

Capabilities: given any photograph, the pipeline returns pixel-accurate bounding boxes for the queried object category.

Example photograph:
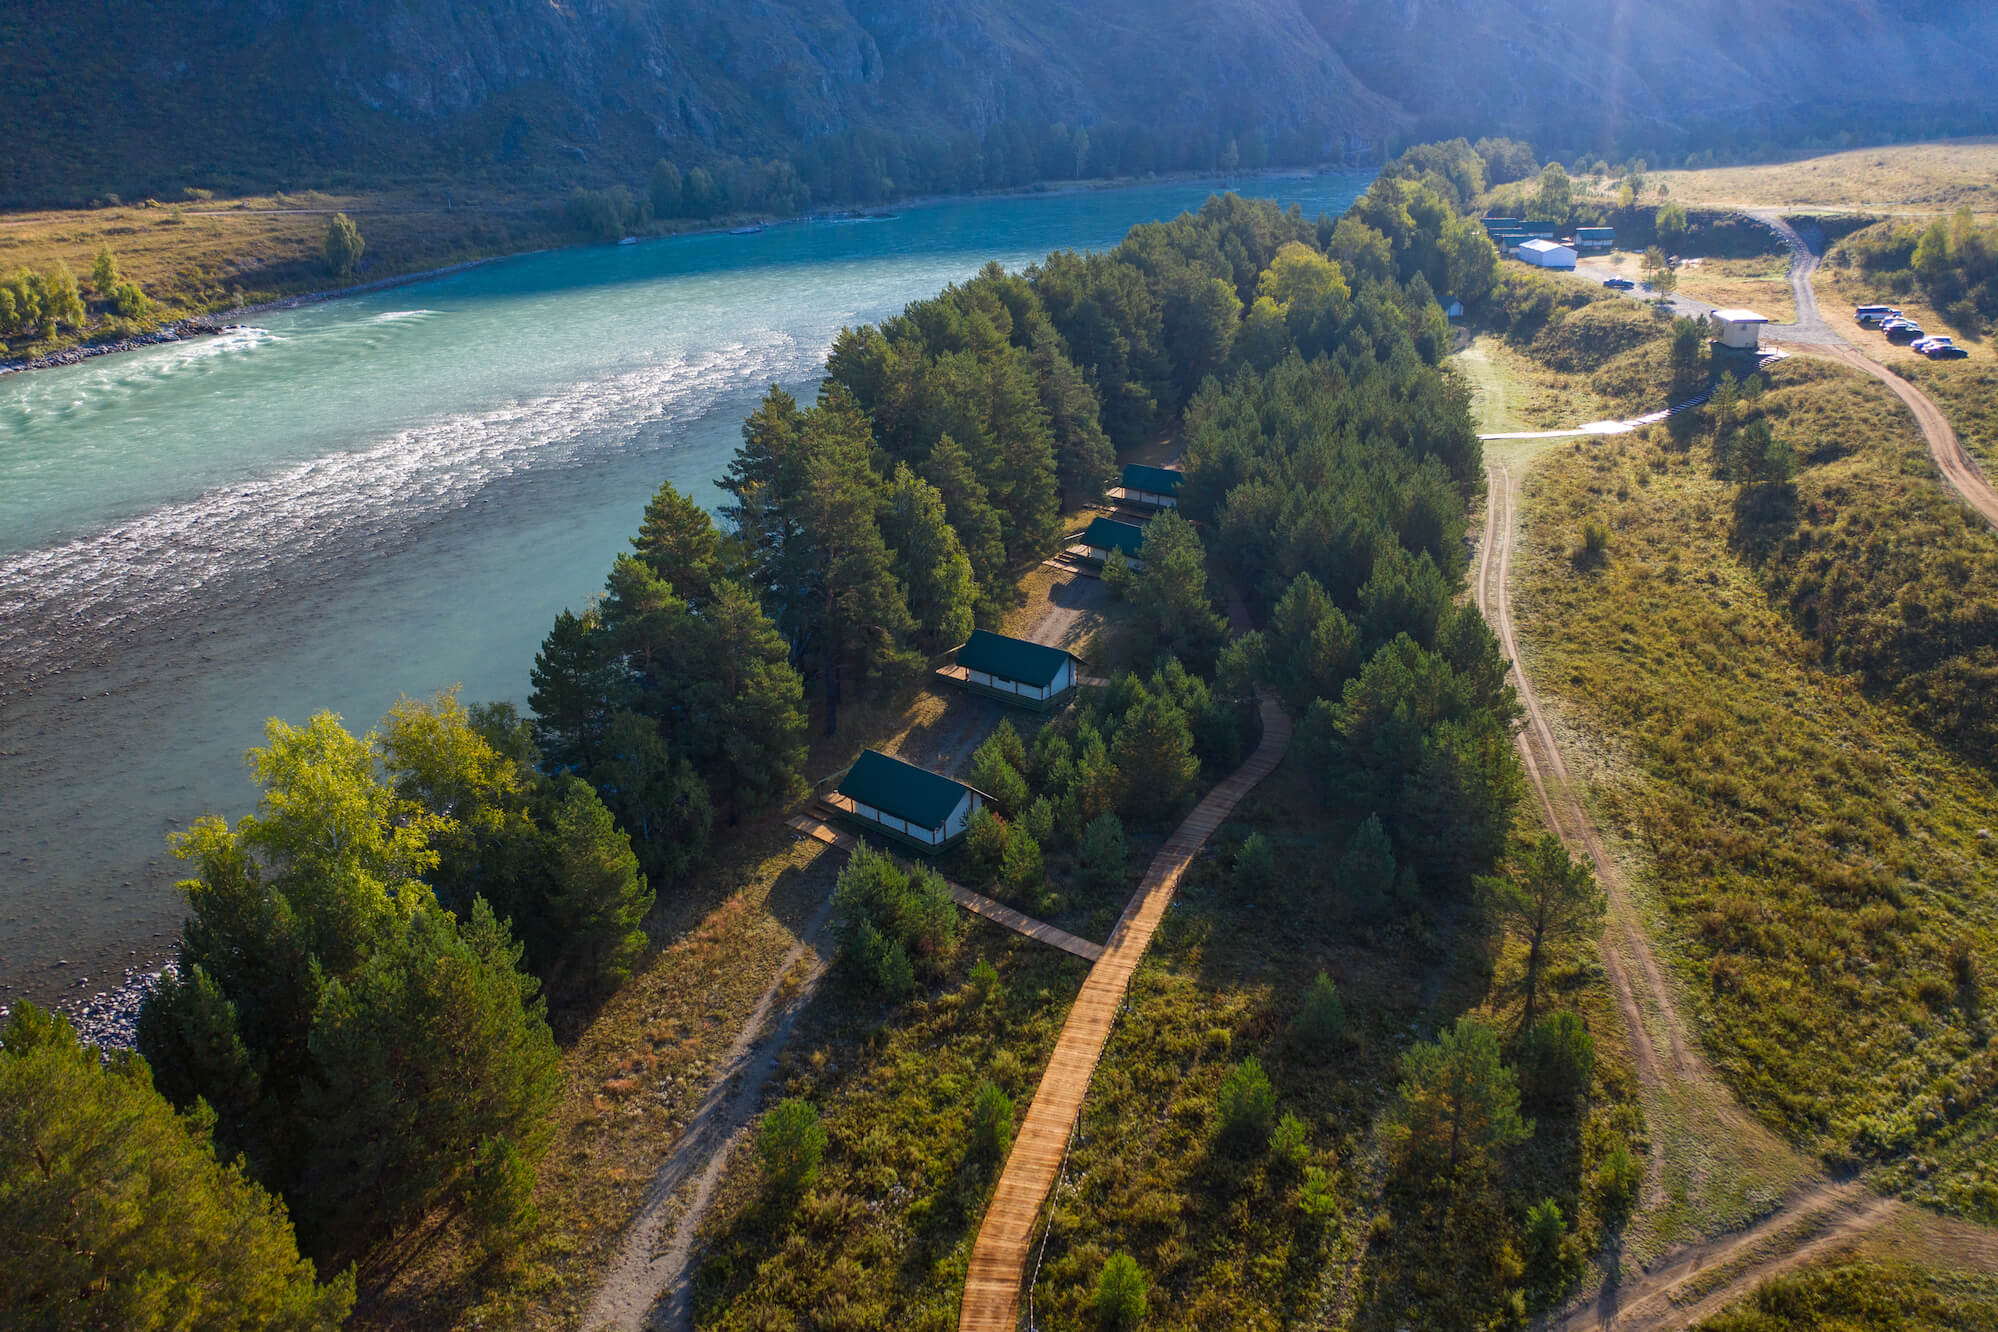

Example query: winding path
[959,685,1292,1329]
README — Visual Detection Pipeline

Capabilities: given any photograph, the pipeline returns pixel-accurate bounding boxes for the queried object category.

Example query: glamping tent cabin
[828,749,985,852]
[944,629,1085,711]
[1073,516,1147,568]
[1114,463,1185,511]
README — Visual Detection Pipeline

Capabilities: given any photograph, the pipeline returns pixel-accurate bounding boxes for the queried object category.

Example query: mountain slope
[3,0,1994,206]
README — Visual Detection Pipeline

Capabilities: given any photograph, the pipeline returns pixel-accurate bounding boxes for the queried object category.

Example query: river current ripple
[0,327,797,698]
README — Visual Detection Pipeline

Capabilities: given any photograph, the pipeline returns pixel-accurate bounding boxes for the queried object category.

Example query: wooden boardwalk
[957,690,1293,1330]
[946,884,1104,963]
[787,811,1102,962]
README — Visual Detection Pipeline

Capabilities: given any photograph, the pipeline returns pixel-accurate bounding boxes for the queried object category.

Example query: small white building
[829,750,986,852]
[1517,239,1577,270]
[1710,309,1771,351]
[944,630,1085,712]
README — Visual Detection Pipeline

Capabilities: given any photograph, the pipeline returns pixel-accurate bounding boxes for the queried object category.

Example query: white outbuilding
[1517,239,1577,270]
[1710,309,1771,351]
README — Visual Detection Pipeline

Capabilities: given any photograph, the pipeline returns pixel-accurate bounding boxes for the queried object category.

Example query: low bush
[1214,1056,1278,1153]
[1094,1252,1149,1330]
[758,1098,826,1198]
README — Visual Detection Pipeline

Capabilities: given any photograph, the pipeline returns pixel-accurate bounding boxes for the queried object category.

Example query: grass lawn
[1512,375,1998,1223]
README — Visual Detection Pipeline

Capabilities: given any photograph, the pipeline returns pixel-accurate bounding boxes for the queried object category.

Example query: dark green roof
[1081,516,1147,556]
[837,750,972,829]
[1121,463,1184,495]
[955,629,1076,688]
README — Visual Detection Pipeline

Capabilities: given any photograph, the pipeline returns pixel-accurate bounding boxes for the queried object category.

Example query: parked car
[1855,304,1899,323]
[1886,323,1926,344]
[1926,345,1970,360]
[1859,310,1903,328]
[1911,336,1953,354]
[1602,276,1636,290]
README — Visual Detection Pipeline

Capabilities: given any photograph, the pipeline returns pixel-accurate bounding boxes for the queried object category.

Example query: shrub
[833,848,961,994]
[1271,1111,1309,1173]
[1214,1056,1278,1153]
[1000,825,1045,901]
[969,1080,1015,1162]
[1578,518,1611,562]
[1291,972,1345,1050]
[758,1098,826,1197]
[968,958,1002,1003]
[1080,812,1128,893]
[967,807,1009,880]
[1094,1252,1149,1330]
[1233,832,1277,899]
[970,735,1030,814]
[1594,1142,1643,1222]
[1023,795,1057,848]
[1524,1198,1565,1287]
[1518,1011,1595,1110]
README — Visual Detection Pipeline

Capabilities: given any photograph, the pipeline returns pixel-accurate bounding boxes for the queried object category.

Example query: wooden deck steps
[957,690,1293,1331]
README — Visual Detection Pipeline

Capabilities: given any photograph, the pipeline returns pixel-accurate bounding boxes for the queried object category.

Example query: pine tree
[721,385,808,605]
[882,463,976,651]
[542,777,655,1000]
[1383,1016,1529,1182]
[920,433,1009,601]
[302,901,559,1252]
[1111,695,1200,824]
[1,1006,353,1330]
[631,479,720,604]
[592,711,711,888]
[792,393,923,719]
[685,580,807,817]
[1483,834,1605,1028]
[529,609,621,772]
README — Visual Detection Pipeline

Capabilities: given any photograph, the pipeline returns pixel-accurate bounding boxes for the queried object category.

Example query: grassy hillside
[1512,351,1998,1222]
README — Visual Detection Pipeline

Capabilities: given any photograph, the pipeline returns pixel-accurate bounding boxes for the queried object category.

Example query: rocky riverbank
[0,319,239,377]
[0,958,175,1049]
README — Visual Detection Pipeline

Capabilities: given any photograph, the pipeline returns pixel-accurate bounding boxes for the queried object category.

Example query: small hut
[829,750,985,852]
[1072,516,1147,567]
[1115,463,1185,511]
[943,629,1085,711]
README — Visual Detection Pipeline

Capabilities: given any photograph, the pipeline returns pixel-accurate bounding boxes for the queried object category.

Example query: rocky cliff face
[3,0,1993,204]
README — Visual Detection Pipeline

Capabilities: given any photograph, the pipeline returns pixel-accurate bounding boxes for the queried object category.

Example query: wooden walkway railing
[958,691,1293,1330]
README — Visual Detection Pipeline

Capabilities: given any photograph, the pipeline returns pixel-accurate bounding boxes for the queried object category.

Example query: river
[0,172,1371,1009]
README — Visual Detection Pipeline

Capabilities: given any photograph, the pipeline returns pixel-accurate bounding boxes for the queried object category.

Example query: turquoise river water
[0,172,1371,1005]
